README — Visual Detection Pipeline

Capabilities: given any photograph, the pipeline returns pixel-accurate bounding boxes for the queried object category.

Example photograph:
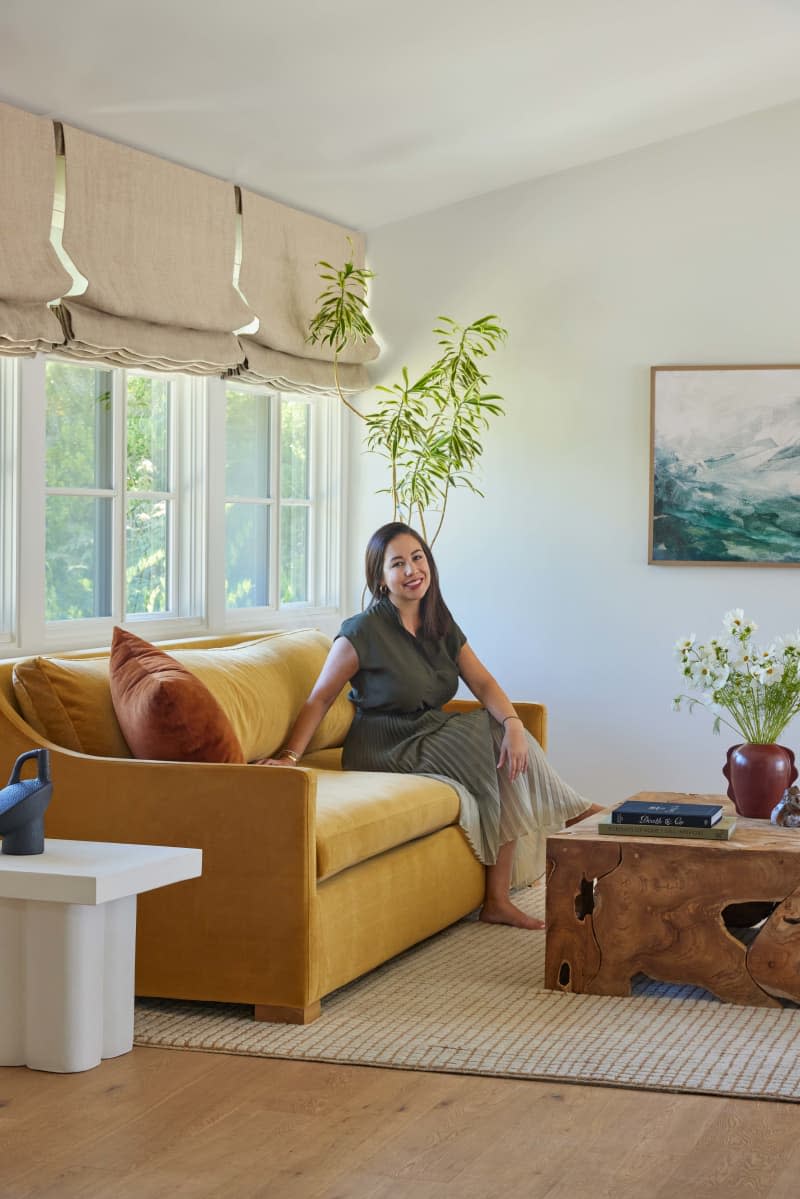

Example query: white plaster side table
[0,839,202,1073]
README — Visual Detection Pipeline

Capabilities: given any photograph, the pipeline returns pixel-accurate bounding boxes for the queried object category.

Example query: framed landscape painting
[650,366,800,565]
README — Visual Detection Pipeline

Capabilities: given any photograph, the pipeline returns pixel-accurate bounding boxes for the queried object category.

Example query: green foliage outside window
[225,389,270,609]
[279,402,309,604]
[125,374,170,615]
[45,363,317,623]
[45,363,172,621]
[45,362,112,620]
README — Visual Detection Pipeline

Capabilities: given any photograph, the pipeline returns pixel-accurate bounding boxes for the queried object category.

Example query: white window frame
[278,395,315,610]
[216,379,343,631]
[16,357,209,653]
[117,367,208,634]
[0,363,345,658]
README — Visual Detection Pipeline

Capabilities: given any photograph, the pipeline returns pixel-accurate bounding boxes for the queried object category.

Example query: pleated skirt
[342,708,589,886]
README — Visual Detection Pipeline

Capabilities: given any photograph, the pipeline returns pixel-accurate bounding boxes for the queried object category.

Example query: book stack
[598,799,736,841]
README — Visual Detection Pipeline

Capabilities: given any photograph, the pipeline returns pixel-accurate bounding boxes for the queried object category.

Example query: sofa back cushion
[109,627,246,763]
[12,627,354,761]
[12,655,133,758]
[176,630,354,760]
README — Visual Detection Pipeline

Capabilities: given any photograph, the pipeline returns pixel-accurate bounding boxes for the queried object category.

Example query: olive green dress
[337,598,588,885]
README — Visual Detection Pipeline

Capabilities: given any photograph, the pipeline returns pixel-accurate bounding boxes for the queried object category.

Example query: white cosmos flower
[757,660,785,685]
[776,632,800,656]
[710,664,730,689]
[691,658,721,688]
[729,644,757,672]
[674,634,695,660]
[675,611,800,740]
[723,608,757,639]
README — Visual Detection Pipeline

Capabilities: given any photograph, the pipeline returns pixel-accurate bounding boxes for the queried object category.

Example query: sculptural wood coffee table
[545,792,800,1008]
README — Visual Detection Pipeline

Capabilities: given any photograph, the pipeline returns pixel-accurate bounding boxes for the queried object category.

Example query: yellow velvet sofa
[0,628,546,1024]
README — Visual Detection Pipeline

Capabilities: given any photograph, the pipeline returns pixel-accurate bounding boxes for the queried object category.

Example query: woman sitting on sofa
[262,522,601,929]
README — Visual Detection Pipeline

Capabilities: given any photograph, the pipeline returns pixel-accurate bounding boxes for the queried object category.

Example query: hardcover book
[598,816,737,841]
[610,799,724,828]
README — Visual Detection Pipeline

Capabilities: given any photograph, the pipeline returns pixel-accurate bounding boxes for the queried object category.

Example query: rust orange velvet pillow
[109,626,245,763]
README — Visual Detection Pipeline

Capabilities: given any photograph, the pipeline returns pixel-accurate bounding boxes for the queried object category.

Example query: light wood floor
[1,1047,798,1199]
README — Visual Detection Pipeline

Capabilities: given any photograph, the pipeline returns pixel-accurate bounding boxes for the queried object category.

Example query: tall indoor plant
[307,243,507,546]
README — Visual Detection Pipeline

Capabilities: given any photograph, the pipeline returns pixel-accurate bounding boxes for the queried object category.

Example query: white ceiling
[3,0,800,230]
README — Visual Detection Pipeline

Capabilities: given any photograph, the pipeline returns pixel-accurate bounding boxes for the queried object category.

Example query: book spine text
[611,814,715,828]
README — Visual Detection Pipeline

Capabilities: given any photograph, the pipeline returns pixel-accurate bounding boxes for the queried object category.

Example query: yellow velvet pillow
[171,629,354,760]
[109,627,246,763]
[12,655,133,758]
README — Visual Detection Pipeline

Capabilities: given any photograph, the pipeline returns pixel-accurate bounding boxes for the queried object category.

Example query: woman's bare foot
[479,900,545,930]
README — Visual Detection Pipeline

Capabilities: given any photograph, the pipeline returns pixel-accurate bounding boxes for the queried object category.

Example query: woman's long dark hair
[364,522,455,641]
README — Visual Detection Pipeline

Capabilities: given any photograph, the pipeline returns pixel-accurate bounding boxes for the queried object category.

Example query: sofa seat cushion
[314,770,461,881]
[301,747,343,770]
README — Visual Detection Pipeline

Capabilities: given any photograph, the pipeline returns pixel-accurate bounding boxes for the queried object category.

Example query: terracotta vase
[723,743,798,819]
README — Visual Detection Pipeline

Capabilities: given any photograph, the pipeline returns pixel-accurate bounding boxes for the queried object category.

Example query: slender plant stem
[333,356,365,421]
[430,483,450,547]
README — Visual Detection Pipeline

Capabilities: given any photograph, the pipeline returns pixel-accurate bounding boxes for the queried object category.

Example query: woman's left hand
[497,721,528,782]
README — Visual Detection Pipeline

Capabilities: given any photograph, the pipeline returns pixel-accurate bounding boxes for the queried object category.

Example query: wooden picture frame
[650,365,800,566]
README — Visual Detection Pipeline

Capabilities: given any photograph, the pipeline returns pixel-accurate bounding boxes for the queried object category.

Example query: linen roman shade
[0,103,71,356]
[57,126,251,375]
[236,190,379,394]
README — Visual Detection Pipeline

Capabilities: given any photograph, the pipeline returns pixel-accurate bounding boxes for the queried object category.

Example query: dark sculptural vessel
[723,743,798,820]
[0,749,52,855]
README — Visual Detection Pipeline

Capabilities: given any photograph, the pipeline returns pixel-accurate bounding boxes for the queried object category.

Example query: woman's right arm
[257,636,359,766]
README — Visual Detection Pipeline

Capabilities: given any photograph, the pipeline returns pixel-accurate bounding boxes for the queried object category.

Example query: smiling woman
[260,521,602,929]
[383,537,428,603]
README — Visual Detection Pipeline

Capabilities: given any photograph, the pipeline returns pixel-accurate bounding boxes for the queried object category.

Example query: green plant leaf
[307,244,509,538]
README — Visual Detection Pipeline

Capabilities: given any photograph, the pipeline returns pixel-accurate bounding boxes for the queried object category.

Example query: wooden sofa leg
[254,1001,321,1025]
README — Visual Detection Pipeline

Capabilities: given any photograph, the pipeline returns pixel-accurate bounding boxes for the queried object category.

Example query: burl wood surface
[545,791,800,1007]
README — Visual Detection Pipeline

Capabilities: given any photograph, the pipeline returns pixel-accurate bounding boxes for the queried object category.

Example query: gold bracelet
[280,749,300,763]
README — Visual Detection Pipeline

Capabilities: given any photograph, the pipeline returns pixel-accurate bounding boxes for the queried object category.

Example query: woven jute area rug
[134,885,800,1102]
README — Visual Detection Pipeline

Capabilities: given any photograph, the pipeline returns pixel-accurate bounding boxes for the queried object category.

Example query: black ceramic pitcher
[0,749,52,855]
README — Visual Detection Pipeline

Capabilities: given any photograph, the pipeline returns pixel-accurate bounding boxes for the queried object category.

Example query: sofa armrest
[443,699,548,750]
[41,749,320,1009]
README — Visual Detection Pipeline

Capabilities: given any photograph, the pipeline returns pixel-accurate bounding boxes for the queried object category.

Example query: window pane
[126,498,169,615]
[226,502,269,608]
[280,401,309,499]
[225,388,269,498]
[46,362,113,489]
[280,506,308,603]
[46,495,112,620]
[127,375,170,492]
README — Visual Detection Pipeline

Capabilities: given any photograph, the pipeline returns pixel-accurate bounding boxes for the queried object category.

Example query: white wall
[345,99,800,806]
